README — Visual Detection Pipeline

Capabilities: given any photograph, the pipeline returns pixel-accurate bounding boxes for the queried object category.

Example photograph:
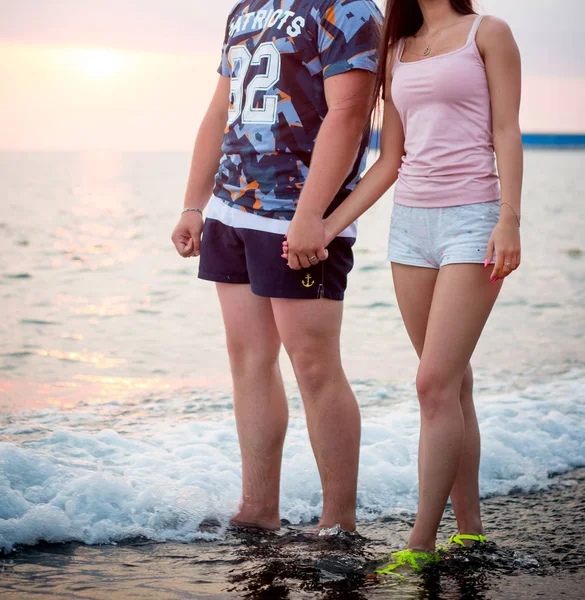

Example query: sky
[1,0,584,150]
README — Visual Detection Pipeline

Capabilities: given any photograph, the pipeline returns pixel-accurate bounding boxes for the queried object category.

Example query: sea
[0,149,584,598]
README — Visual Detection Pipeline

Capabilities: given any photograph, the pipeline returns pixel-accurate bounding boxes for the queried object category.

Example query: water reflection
[227,529,371,600]
[225,529,517,600]
[0,375,227,412]
[67,297,130,317]
[33,349,125,368]
[0,536,570,600]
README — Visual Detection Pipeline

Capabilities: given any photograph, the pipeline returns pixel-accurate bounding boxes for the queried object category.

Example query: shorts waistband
[206,196,357,238]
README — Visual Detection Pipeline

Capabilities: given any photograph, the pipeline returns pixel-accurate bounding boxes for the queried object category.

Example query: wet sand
[1,468,584,599]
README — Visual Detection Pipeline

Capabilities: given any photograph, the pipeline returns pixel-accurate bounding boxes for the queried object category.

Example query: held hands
[281,214,331,269]
[171,211,204,258]
[485,212,521,281]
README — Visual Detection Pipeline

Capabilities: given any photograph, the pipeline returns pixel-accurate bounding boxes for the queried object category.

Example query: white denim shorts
[388,201,500,269]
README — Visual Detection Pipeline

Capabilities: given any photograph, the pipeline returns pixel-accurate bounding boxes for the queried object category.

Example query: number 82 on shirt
[227,42,282,126]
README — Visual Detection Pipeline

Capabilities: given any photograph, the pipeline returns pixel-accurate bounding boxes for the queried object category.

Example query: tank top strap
[392,38,405,73]
[467,14,485,44]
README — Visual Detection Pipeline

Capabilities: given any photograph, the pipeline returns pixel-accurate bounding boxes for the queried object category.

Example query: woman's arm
[171,76,229,257]
[283,55,404,266]
[284,69,376,270]
[478,17,523,280]
[323,90,404,243]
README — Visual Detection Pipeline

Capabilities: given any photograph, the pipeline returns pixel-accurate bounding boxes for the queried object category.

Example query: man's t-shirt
[212,0,382,221]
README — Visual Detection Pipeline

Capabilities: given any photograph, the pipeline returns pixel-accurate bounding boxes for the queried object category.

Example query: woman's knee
[460,364,474,402]
[416,367,462,419]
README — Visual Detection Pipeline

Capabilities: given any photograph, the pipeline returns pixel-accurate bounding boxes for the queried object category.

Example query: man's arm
[171,76,230,257]
[285,69,375,270]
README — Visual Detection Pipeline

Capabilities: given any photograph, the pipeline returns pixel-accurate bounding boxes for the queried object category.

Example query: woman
[283,0,523,573]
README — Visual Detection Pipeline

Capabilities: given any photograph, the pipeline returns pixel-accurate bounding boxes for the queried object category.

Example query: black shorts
[198,218,355,300]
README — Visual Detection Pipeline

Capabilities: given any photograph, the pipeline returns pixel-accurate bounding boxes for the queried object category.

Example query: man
[171,0,381,532]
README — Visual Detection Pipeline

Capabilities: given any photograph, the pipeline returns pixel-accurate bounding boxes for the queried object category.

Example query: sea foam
[1,371,584,553]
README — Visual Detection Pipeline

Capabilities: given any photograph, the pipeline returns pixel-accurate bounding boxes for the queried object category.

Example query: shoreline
[1,468,584,599]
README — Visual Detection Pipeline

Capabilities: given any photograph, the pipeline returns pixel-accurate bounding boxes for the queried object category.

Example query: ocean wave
[1,371,584,554]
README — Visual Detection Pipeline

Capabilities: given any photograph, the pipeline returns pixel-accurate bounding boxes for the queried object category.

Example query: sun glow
[75,48,127,79]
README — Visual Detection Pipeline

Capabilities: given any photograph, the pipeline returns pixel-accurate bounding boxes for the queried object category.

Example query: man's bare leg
[272,297,360,531]
[217,283,288,530]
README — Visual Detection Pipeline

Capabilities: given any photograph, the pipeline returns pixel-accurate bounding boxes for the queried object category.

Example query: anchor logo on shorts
[302,274,315,288]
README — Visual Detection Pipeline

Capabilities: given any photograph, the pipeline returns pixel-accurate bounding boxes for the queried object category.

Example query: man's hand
[174,75,228,259]
[284,213,329,270]
[171,212,204,258]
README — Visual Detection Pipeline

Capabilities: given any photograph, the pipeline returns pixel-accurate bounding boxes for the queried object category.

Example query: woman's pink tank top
[391,15,500,208]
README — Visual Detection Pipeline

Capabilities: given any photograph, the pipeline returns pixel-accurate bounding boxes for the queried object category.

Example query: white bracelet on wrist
[182,207,204,218]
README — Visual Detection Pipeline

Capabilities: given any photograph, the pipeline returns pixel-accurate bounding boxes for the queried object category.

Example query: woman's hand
[485,213,521,281]
[283,213,329,270]
[171,212,204,258]
[281,219,339,264]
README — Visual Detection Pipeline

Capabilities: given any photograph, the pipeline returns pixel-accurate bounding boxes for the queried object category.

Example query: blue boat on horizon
[370,132,585,148]
[521,133,585,148]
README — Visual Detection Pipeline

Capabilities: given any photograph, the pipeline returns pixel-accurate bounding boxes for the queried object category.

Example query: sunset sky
[1,0,584,150]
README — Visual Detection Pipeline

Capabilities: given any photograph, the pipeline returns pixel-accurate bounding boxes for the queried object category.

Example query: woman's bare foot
[450,533,487,548]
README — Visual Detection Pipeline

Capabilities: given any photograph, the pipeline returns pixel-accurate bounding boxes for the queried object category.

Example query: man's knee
[289,346,342,397]
[226,335,281,377]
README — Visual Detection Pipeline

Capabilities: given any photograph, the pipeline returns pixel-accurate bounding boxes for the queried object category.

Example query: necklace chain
[405,18,462,58]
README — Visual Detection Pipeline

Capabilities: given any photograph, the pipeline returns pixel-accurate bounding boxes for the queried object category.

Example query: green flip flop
[375,549,441,576]
[449,533,487,547]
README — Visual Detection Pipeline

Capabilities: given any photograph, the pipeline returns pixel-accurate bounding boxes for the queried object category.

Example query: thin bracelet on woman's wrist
[182,207,204,218]
[500,202,521,227]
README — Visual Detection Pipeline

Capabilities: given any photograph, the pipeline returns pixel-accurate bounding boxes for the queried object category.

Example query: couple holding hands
[171,0,522,575]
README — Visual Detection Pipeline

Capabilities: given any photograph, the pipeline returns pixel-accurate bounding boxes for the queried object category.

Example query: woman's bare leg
[392,263,501,550]
[449,364,484,538]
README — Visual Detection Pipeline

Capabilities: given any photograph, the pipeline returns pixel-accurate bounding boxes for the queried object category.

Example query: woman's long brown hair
[371,0,476,133]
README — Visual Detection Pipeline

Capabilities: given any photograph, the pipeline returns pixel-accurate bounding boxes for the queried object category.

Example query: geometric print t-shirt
[212,0,382,220]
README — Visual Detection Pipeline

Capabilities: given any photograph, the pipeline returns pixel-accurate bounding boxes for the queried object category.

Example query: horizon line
[2,133,585,153]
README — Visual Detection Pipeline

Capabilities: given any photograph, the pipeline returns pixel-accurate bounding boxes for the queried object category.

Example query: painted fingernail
[484,260,489,268]
[490,277,496,282]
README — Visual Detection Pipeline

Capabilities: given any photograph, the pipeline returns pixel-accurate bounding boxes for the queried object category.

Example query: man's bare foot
[309,522,357,536]
[315,517,356,533]
[230,514,281,531]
